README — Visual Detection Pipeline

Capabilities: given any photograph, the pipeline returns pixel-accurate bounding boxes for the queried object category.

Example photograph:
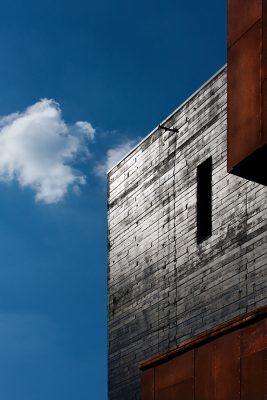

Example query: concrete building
[108,64,267,399]
[108,2,267,399]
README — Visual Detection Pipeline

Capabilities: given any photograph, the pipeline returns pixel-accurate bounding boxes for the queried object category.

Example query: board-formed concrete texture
[107,66,267,400]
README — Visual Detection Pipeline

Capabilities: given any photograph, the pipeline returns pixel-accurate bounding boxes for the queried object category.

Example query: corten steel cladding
[140,307,267,400]
[227,0,267,185]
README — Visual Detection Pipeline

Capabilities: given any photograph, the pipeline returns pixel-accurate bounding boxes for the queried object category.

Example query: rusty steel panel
[154,350,194,392]
[155,380,194,400]
[263,82,267,143]
[227,21,261,170]
[241,350,267,400]
[228,0,261,47]
[227,0,267,185]
[141,309,267,400]
[141,369,155,400]
[140,305,267,371]
[195,342,215,400]
[261,0,267,146]
[214,331,241,400]
[263,0,267,81]
[195,332,241,400]
[241,319,267,357]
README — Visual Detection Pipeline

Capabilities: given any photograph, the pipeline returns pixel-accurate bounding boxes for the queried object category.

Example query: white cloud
[74,121,95,141]
[95,139,137,176]
[0,99,95,204]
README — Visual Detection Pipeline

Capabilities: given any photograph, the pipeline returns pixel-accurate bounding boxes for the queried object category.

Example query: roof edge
[107,64,227,174]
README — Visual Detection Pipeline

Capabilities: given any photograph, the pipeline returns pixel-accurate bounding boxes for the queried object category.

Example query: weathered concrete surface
[108,66,267,400]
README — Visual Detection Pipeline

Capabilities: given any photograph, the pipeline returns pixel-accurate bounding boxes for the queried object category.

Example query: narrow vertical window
[197,157,212,243]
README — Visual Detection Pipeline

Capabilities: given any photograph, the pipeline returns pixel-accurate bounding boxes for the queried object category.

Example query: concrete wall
[107,66,267,400]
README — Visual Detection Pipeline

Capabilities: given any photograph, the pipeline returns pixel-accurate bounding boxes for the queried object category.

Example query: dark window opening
[197,157,212,243]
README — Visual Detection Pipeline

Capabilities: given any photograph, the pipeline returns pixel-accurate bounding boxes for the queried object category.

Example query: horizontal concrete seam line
[108,117,227,192]
[108,114,224,208]
[108,102,227,188]
[108,91,226,182]
[108,122,226,199]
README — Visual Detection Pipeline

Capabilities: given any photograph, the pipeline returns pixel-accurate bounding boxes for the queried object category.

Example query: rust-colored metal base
[140,305,267,400]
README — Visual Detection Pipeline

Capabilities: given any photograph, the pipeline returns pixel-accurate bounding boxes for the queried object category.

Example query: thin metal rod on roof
[158,124,180,133]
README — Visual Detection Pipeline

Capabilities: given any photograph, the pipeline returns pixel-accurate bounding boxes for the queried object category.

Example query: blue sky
[0,1,225,399]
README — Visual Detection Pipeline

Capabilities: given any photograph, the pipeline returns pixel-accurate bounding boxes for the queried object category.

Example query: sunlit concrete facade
[108,66,267,399]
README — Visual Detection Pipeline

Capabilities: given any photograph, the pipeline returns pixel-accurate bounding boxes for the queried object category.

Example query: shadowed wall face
[227,0,267,185]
